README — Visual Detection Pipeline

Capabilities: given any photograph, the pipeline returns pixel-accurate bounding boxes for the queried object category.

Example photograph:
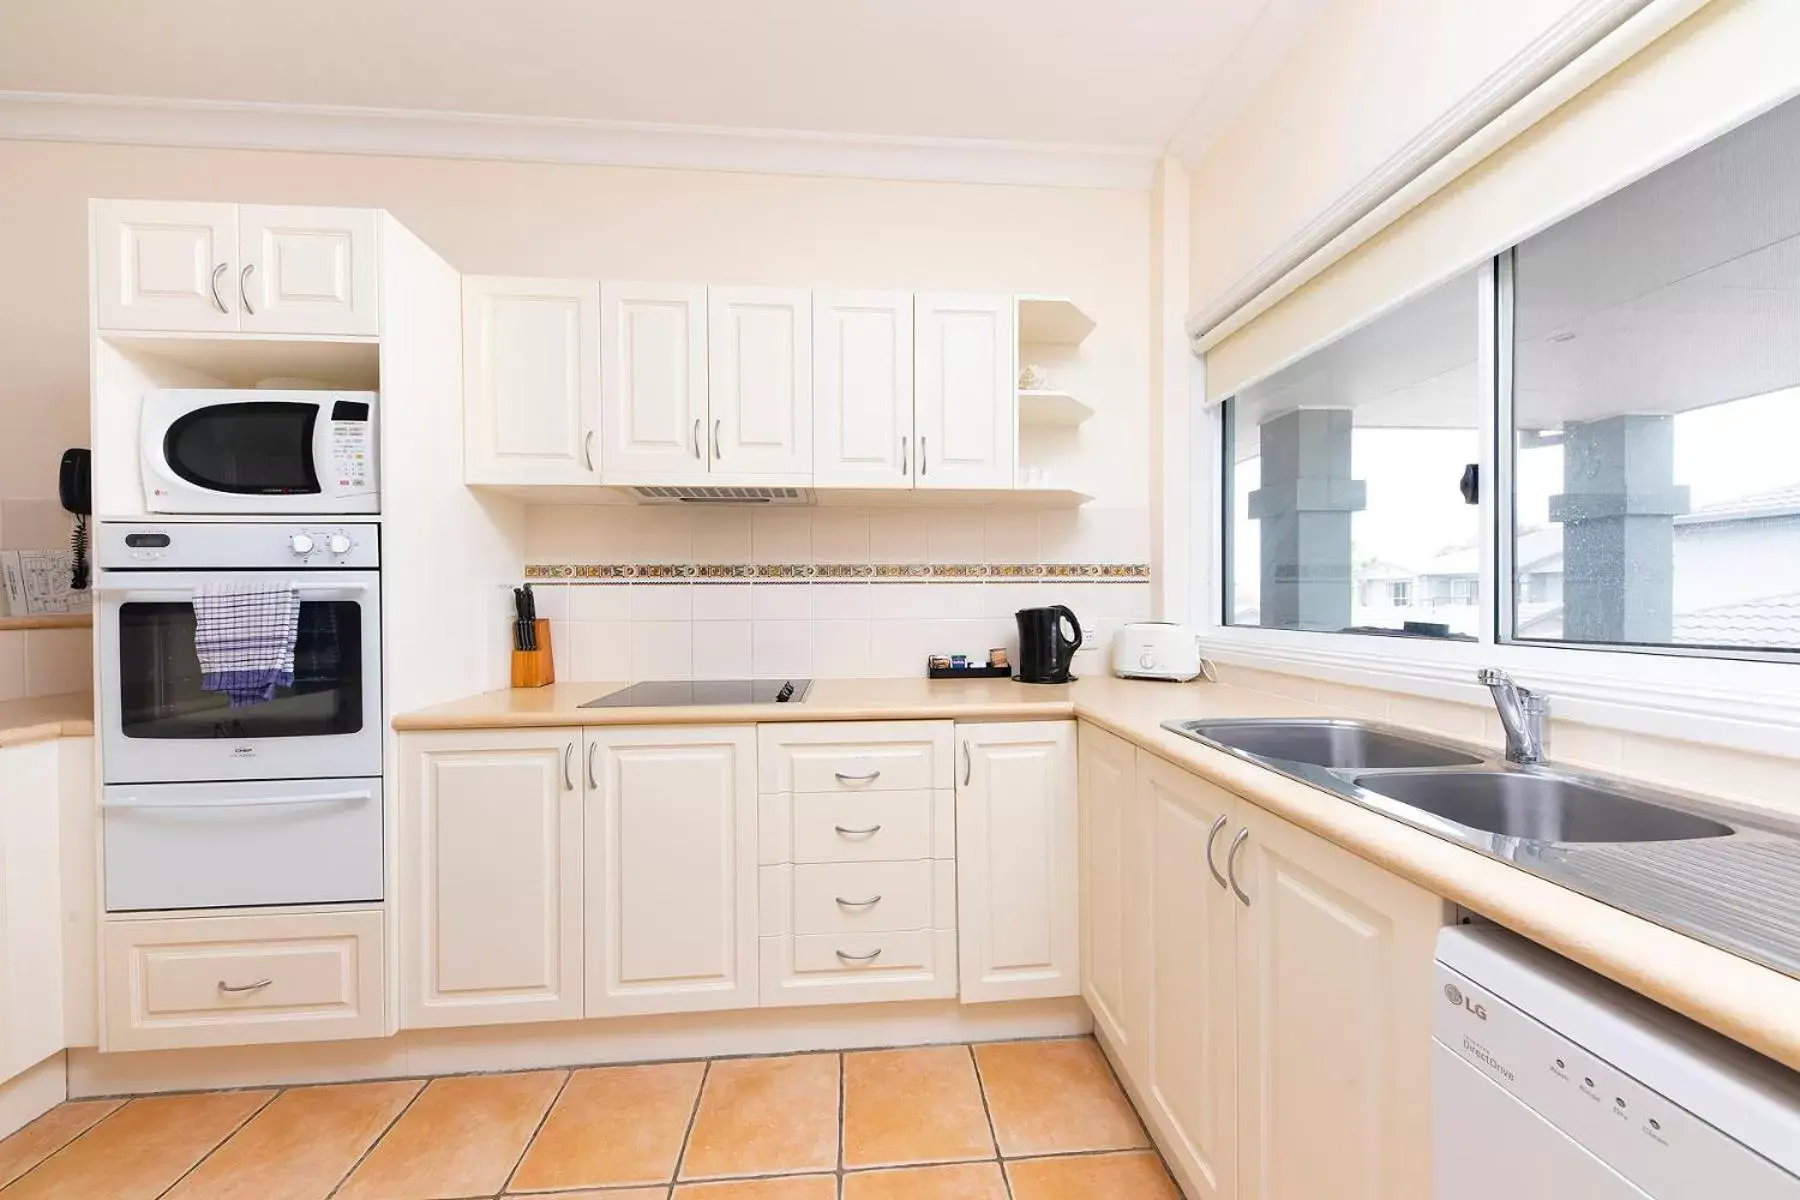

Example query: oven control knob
[288,534,316,556]
[327,534,352,555]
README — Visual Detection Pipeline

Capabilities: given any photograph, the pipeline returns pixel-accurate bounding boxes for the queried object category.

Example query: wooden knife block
[510,619,555,688]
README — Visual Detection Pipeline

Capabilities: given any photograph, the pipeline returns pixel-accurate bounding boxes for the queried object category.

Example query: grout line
[324,1077,430,1199]
[152,1085,281,1200]
[497,1068,575,1196]
[968,1043,1015,1200]
[669,1056,713,1187]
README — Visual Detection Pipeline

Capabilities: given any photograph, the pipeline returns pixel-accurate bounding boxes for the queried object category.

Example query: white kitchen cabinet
[237,205,379,336]
[600,281,710,482]
[914,293,1015,489]
[93,200,239,333]
[1136,753,1238,1200]
[813,291,914,488]
[463,276,602,487]
[1232,798,1443,1200]
[1076,722,1148,1080]
[399,730,584,1029]
[708,287,812,479]
[0,743,65,1081]
[955,721,1078,1003]
[585,726,758,1016]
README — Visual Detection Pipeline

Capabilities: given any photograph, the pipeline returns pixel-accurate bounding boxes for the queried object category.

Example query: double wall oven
[96,522,383,912]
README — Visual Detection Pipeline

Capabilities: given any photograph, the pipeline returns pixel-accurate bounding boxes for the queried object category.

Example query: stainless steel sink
[1349,769,1735,844]
[1169,718,1485,771]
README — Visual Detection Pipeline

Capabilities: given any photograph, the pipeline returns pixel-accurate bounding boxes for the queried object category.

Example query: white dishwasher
[1434,925,1800,1199]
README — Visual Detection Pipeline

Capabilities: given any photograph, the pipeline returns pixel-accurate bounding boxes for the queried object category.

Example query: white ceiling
[0,0,1280,154]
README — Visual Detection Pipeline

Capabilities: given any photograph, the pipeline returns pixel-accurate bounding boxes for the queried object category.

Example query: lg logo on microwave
[1444,982,1488,1021]
[230,746,256,759]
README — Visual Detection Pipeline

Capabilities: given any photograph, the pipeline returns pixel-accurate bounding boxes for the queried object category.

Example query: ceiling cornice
[0,90,1160,190]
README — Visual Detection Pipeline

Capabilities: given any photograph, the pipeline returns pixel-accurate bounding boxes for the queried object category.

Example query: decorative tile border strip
[524,562,1150,582]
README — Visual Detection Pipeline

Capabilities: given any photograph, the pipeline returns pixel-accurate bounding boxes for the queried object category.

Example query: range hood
[628,485,813,505]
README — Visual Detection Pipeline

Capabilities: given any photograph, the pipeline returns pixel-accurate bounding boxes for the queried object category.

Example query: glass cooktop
[579,679,813,707]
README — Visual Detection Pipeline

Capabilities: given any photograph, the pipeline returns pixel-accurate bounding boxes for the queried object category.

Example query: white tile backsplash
[752,621,812,677]
[693,583,753,621]
[868,511,929,563]
[691,620,753,678]
[811,583,872,620]
[568,583,630,622]
[927,509,986,562]
[751,583,811,621]
[630,621,693,680]
[752,510,812,564]
[630,583,693,622]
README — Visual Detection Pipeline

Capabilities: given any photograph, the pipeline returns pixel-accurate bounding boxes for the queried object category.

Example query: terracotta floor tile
[334,1069,565,1200]
[509,1060,705,1191]
[162,1079,422,1200]
[843,1161,1009,1200]
[673,1177,837,1199]
[678,1055,839,1180]
[1006,1151,1181,1199]
[1,1090,273,1200]
[973,1039,1148,1157]
[842,1046,994,1168]
[0,1100,125,1189]
[506,1191,669,1199]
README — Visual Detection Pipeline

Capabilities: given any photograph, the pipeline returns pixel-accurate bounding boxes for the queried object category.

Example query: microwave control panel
[328,398,376,495]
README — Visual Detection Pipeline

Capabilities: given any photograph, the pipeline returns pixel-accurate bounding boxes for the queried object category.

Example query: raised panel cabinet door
[812,291,914,488]
[955,721,1078,1003]
[0,742,65,1079]
[600,281,709,483]
[913,293,1015,490]
[1137,754,1238,1200]
[1076,723,1145,1077]
[237,205,379,335]
[463,277,602,487]
[708,287,812,479]
[1233,802,1447,1200]
[586,726,759,1016]
[399,730,584,1029]
[93,200,238,332]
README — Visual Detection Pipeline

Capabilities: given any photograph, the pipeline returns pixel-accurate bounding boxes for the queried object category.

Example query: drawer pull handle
[836,948,883,964]
[218,978,273,995]
[834,769,881,783]
[834,824,882,838]
[835,894,882,908]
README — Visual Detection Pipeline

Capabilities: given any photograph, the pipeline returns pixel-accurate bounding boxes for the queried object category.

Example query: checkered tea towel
[193,581,301,707]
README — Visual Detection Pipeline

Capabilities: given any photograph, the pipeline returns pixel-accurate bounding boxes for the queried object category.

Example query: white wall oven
[96,522,383,912]
[141,389,378,514]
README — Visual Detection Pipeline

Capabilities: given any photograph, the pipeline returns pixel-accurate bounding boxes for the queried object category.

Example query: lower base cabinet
[1080,723,1445,1200]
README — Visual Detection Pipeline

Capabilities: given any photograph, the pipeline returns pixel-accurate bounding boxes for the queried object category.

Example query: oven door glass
[163,401,321,496]
[116,599,363,739]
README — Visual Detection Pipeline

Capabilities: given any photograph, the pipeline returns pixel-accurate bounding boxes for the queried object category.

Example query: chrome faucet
[1478,668,1548,764]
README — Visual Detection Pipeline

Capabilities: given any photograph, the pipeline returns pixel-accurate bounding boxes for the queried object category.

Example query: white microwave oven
[142,389,378,514]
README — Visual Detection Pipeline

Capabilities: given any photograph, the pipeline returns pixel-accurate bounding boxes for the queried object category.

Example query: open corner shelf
[1017,296,1096,347]
[1018,389,1094,427]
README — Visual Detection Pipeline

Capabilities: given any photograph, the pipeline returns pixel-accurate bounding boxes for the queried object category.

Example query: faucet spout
[1478,667,1547,764]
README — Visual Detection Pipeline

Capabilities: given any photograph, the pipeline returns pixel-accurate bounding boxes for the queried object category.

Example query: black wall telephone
[58,448,91,591]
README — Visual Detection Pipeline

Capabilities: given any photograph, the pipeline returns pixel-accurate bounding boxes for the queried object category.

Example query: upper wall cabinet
[464,277,602,487]
[813,291,915,488]
[94,200,378,336]
[914,293,1016,490]
[600,281,710,483]
[708,287,813,478]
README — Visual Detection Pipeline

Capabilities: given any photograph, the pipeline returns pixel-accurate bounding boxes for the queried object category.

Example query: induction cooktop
[579,679,813,707]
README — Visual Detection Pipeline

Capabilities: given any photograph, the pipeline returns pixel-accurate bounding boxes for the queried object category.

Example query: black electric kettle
[1015,605,1082,684]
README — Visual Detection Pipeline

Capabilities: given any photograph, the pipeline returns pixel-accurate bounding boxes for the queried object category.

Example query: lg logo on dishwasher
[1445,982,1489,1021]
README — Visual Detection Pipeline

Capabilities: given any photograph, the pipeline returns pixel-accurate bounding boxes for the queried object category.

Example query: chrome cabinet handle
[1204,814,1230,891]
[900,436,908,476]
[920,435,928,476]
[583,430,595,472]
[218,978,272,994]
[1227,828,1251,906]
[239,263,256,315]
[693,418,702,458]
[834,768,881,783]
[712,418,722,461]
[835,895,882,909]
[209,262,229,313]
[836,948,882,963]
[834,824,882,837]
[586,741,598,790]
[962,741,972,786]
[563,743,575,792]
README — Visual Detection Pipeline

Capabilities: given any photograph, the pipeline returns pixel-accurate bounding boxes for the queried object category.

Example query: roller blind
[1204,0,1800,403]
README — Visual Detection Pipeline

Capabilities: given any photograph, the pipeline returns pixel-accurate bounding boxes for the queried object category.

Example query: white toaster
[1111,621,1205,681]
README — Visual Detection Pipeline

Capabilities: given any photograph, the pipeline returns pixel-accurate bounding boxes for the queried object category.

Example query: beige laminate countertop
[395,675,1800,1074]
[0,691,95,747]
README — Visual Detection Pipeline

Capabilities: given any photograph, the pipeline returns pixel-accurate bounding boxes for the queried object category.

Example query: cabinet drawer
[791,861,943,935]
[104,909,384,1051]
[781,790,953,863]
[759,722,953,794]
[759,928,957,1007]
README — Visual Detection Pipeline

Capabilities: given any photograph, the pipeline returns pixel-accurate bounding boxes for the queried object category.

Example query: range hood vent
[630,485,813,506]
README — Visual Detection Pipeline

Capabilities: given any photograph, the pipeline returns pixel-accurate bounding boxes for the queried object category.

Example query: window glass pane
[1225,269,1483,638]
[1511,94,1800,653]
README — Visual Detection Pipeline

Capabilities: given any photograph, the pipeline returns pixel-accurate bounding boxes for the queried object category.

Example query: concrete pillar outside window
[1247,408,1367,631]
